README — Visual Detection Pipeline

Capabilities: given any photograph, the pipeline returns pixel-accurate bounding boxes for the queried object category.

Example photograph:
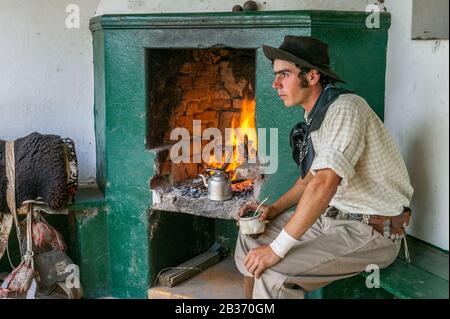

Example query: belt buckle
[336,210,348,220]
[361,214,370,225]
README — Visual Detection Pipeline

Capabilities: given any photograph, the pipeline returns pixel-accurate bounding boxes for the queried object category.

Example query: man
[234,36,414,299]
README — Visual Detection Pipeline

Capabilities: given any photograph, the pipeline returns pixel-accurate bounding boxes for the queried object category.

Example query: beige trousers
[234,210,401,299]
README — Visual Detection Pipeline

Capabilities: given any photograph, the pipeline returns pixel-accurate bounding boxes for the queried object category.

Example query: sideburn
[298,73,309,88]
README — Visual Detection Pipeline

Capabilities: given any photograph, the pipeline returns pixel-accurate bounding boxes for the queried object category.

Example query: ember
[231,179,253,192]
[170,176,254,200]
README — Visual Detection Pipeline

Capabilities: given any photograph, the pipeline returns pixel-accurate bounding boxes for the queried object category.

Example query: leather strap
[5,141,23,255]
[326,207,411,240]
[368,209,411,239]
[0,214,13,260]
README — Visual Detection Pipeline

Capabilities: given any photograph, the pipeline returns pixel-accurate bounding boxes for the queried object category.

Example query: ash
[152,180,257,220]
[170,183,253,200]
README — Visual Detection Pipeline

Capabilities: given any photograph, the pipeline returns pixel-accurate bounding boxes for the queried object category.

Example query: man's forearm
[271,173,312,216]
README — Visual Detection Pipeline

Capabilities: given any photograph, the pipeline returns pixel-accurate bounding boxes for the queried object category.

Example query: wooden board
[157,243,223,287]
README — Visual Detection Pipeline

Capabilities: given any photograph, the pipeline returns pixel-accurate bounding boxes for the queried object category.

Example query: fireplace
[87,11,391,298]
[147,48,264,219]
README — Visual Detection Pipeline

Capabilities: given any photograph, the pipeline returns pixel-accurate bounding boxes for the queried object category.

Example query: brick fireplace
[148,48,264,219]
[85,11,390,298]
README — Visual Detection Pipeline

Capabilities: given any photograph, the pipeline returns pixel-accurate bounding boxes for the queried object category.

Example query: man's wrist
[269,228,298,258]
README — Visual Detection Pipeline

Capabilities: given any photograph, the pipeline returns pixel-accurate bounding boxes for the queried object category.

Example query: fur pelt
[0,132,77,212]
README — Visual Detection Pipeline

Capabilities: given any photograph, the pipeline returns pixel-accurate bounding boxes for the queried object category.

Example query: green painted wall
[69,196,110,298]
[83,10,391,298]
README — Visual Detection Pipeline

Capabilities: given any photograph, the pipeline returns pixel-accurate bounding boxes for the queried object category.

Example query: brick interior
[148,48,256,185]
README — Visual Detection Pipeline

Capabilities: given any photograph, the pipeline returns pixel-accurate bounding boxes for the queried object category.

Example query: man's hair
[270,61,336,87]
[297,65,336,87]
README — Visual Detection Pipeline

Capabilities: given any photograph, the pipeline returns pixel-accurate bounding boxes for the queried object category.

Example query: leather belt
[326,207,412,240]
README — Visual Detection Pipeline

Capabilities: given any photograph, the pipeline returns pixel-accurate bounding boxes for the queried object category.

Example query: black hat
[262,35,345,83]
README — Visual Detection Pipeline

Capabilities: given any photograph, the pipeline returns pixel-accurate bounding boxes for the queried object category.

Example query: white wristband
[269,228,298,258]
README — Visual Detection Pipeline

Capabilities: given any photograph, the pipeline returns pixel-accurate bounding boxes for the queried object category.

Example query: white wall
[95,0,376,14]
[0,0,448,249]
[0,0,100,181]
[384,0,449,250]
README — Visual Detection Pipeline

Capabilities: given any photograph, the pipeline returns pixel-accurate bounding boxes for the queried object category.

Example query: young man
[234,36,414,299]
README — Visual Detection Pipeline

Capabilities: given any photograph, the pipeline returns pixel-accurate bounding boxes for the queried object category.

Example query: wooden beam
[157,243,223,287]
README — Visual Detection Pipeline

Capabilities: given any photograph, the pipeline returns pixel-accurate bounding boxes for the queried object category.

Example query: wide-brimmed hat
[262,35,345,83]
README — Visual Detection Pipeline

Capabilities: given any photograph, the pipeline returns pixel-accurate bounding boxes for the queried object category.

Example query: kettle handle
[198,174,208,187]
[205,168,229,178]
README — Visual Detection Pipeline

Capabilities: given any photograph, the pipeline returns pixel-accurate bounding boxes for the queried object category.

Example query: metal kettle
[199,168,233,201]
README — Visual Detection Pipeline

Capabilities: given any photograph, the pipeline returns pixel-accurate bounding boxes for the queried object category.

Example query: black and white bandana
[289,84,352,178]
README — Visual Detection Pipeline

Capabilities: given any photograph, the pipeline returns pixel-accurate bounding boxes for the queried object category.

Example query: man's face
[272,59,310,108]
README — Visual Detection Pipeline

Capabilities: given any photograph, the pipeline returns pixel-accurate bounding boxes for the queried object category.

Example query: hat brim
[262,45,345,83]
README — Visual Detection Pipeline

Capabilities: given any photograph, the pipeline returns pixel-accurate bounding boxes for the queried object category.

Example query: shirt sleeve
[310,105,366,186]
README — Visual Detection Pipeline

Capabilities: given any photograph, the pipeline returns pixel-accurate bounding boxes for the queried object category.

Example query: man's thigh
[234,210,325,277]
[276,217,400,291]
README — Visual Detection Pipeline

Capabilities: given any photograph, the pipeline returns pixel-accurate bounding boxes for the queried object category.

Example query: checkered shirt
[307,94,414,216]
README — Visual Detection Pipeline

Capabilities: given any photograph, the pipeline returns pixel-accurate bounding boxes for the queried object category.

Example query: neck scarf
[289,84,352,178]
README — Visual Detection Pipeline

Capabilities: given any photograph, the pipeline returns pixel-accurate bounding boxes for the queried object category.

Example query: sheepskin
[0,132,76,211]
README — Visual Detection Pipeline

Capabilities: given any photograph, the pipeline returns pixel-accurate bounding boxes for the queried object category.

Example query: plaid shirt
[307,94,413,217]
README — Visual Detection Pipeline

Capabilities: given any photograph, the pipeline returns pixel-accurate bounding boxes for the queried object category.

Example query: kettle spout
[198,174,208,187]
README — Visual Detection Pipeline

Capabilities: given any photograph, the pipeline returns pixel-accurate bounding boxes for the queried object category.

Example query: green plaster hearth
[81,10,391,298]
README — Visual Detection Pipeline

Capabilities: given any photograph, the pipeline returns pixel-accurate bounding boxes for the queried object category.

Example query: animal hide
[0,132,78,211]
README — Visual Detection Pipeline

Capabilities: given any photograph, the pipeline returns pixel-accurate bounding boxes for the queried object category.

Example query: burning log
[244,134,249,163]
[231,179,253,192]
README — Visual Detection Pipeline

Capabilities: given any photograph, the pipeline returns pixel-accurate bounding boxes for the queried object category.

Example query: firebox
[147,48,264,219]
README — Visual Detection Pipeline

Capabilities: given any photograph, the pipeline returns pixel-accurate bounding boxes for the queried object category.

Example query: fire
[231,179,253,192]
[239,97,258,152]
[204,96,257,180]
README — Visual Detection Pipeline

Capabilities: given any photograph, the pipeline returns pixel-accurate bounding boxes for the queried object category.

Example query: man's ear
[309,69,321,86]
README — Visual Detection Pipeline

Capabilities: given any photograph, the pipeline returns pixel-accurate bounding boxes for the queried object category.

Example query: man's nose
[272,77,281,89]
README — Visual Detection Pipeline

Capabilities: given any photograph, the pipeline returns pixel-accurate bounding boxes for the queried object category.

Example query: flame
[226,115,239,174]
[204,95,257,180]
[206,153,220,169]
[239,97,257,155]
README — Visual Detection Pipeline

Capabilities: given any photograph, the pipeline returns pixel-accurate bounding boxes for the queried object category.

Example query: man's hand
[237,202,279,223]
[244,245,282,279]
